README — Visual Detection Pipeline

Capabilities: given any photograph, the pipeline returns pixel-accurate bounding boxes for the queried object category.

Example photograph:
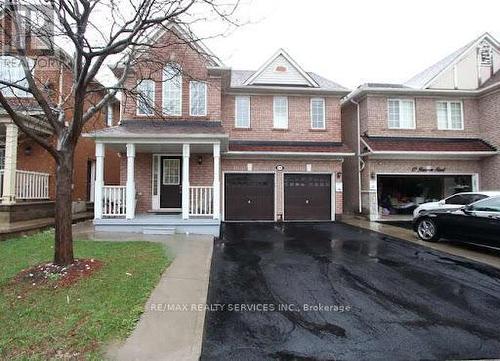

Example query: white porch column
[212,143,221,220]
[126,143,136,219]
[2,123,18,205]
[94,143,105,219]
[182,143,190,219]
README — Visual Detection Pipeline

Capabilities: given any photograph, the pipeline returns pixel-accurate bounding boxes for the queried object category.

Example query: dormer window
[479,41,492,65]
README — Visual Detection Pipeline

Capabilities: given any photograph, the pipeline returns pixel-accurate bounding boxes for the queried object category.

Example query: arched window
[162,63,182,116]
[0,56,34,97]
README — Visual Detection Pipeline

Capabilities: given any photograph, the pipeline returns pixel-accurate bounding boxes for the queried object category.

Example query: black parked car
[414,196,500,248]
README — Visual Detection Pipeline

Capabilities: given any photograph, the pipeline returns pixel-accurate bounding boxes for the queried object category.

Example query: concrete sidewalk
[73,222,214,361]
[342,216,500,270]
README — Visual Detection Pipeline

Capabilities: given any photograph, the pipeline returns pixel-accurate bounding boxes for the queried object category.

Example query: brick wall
[221,158,343,218]
[341,101,360,214]
[121,30,222,121]
[364,95,481,138]
[478,89,500,190]
[221,94,342,142]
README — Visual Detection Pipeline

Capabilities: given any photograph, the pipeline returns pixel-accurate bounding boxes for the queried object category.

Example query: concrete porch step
[143,226,176,235]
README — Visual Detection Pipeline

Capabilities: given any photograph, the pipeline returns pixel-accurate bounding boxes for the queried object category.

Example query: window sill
[272,128,289,131]
[233,127,252,131]
[310,128,327,132]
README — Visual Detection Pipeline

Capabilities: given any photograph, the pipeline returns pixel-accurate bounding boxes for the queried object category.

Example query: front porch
[93,213,220,236]
[92,139,223,236]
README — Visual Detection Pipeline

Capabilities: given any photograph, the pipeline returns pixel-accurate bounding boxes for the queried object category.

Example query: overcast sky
[199,0,500,89]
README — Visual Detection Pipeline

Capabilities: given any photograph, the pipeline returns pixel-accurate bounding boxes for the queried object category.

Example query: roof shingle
[362,136,496,153]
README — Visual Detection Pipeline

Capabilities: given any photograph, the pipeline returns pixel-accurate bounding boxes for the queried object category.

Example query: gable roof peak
[244,48,320,87]
[405,32,500,89]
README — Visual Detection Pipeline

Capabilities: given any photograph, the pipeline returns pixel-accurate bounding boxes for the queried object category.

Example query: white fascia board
[225,151,355,158]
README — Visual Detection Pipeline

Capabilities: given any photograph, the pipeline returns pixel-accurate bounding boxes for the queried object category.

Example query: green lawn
[0,230,170,360]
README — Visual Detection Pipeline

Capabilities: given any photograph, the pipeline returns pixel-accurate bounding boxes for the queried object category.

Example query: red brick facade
[221,95,342,142]
[359,95,481,138]
[479,89,500,190]
[121,30,222,122]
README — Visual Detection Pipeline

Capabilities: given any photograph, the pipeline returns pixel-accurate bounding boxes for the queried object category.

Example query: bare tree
[0,0,240,265]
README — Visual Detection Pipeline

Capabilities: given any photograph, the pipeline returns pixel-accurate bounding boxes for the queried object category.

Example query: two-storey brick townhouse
[87,24,353,235]
[342,33,499,221]
[0,12,120,225]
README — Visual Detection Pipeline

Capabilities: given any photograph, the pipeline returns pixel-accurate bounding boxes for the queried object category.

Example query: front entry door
[160,156,182,209]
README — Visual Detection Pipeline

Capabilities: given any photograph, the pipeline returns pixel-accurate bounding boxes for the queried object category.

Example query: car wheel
[416,218,440,242]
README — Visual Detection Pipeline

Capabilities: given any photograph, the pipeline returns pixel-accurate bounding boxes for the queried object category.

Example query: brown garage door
[224,174,275,221]
[284,174,331,221]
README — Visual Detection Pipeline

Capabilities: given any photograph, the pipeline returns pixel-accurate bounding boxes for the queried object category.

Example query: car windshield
[470,196,500,212]
[446,193,489,205]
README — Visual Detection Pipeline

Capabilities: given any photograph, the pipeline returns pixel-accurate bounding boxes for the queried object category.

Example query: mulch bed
[13,259,104,288]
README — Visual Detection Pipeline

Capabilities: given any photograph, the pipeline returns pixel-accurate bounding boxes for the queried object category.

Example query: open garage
[377,174,473,216]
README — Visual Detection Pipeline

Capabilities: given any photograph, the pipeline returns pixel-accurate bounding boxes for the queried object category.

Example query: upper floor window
[0,56,34,98]
[190,81,207,116]
[310,98,325,129]
[235,96,250,128]
[162,64,182,116]
[273,96,288,129]
[436,100,463,130]
[388,99,415,129]
[106,104,113,126]
[136,79,155,116]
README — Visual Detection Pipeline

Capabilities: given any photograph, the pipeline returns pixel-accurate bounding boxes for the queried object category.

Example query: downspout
[350,98,362,214]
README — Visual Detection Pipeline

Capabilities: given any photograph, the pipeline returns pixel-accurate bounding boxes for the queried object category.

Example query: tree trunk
[53,148,75,266]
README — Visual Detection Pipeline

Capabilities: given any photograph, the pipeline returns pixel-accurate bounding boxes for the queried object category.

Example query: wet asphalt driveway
[200,222,500,361]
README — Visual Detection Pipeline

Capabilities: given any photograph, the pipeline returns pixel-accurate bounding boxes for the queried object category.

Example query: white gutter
[342,81,500,105]
[226,151,355,157]
[361,151,498,156]
[350,98,362,213]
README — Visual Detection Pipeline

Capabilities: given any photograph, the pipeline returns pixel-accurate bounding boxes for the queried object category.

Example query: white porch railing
[102,185,126,217]
[0,169,50,200]
[189,186,213,216]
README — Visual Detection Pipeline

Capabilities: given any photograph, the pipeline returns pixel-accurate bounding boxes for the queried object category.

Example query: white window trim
[0,56,35,98]
[436,100,464,131]
[235,95,251,128]
[106,104,113,126]
[273,96,288,129]
[189,81,208,117]
[387,98,416,130]
[136,79,155,116]
[310,97,326,130]
[162,64,182,116]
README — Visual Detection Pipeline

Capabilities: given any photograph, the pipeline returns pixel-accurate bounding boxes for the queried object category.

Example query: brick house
[342,33,500,221]
[87,24,353,235]
[0,24,121,224]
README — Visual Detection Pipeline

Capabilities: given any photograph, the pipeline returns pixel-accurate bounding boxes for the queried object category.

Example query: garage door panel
[225,174,274,221]
[284,174,331,221]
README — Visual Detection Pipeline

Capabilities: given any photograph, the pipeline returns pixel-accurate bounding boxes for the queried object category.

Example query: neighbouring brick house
[342,32,500,221]
[0,19,120,224]
[87,24,353,235]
